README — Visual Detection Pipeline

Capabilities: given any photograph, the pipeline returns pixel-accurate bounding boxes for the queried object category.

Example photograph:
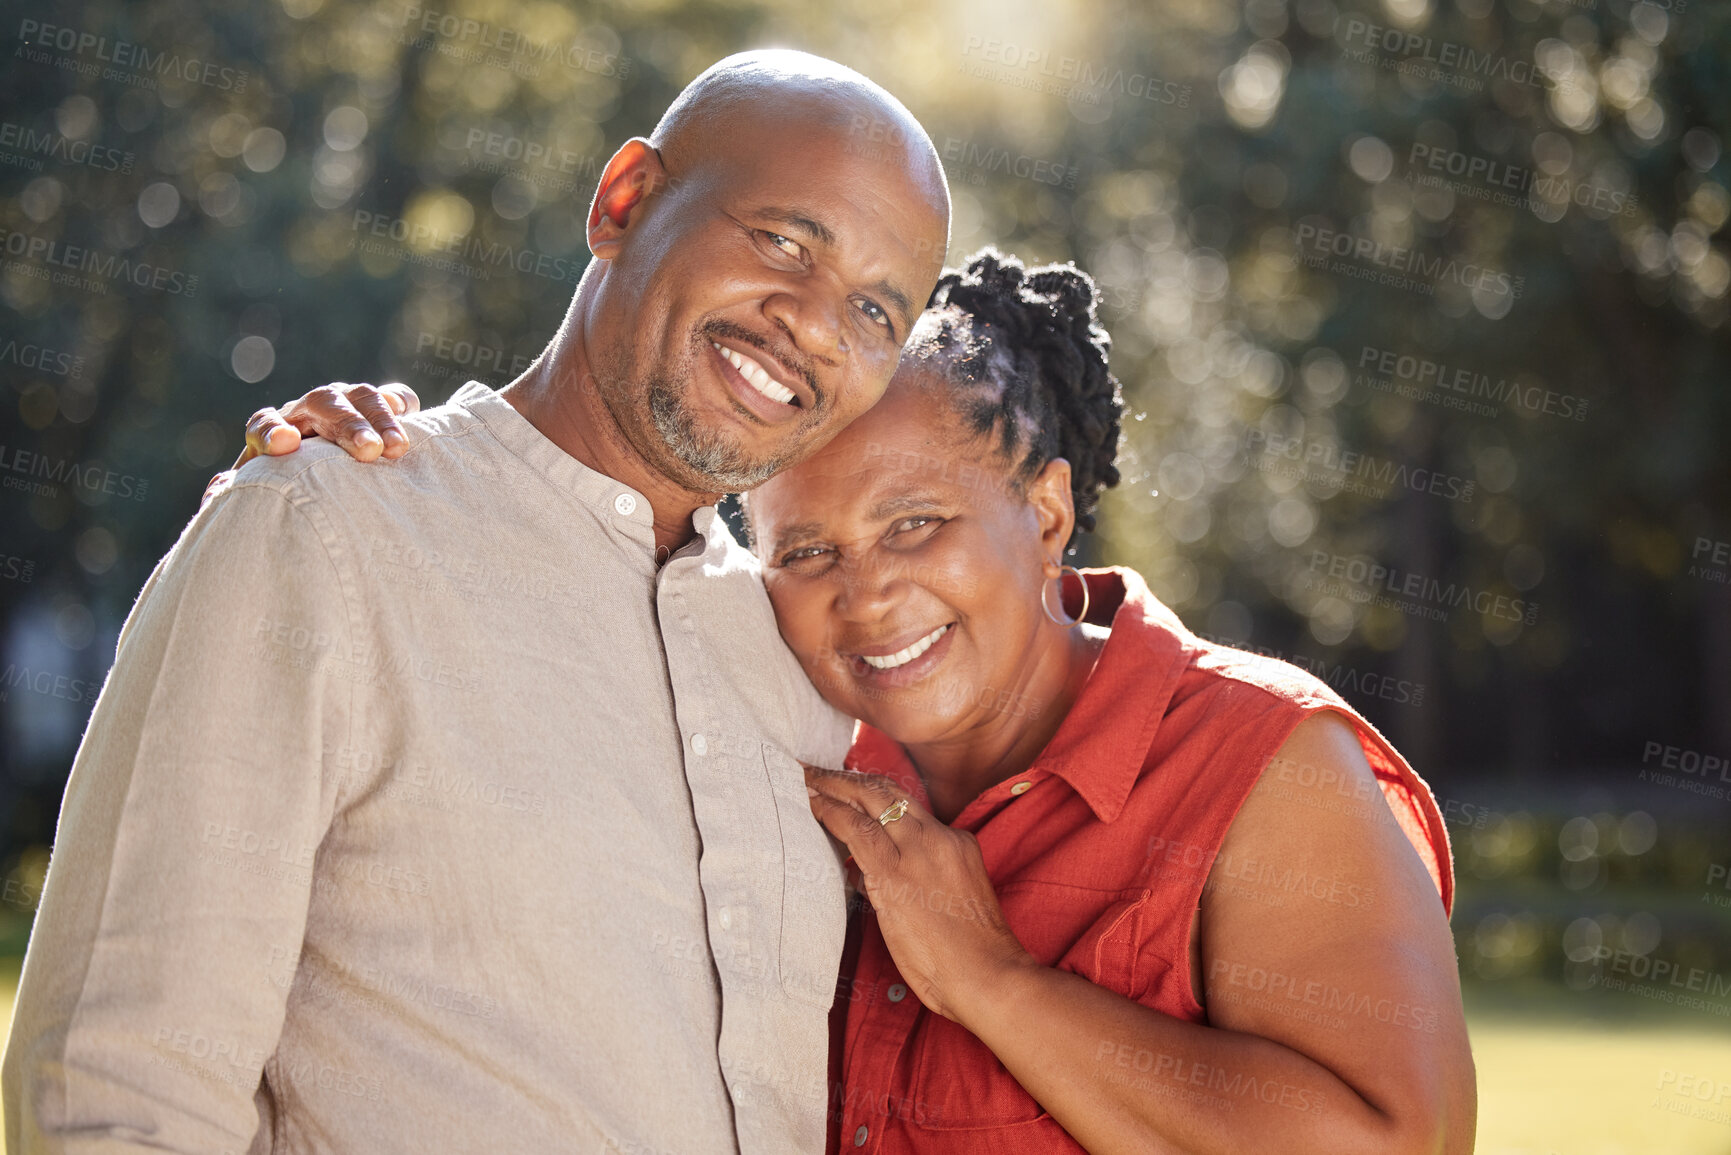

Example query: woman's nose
[832,554,902,621]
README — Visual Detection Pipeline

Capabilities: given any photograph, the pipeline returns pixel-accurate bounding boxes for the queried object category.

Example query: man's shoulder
[224,393,501,504]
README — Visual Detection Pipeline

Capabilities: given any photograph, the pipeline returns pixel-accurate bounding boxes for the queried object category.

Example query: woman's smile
[846,620,958,687]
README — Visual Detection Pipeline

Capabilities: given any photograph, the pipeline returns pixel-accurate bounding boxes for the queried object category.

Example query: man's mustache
[702,319,826,412]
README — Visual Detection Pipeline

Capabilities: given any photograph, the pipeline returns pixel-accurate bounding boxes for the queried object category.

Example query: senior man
[4,50,948,1154]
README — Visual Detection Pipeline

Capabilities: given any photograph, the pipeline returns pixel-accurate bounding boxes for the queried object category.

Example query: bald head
[561,49,951,501]
[651,49,948,223]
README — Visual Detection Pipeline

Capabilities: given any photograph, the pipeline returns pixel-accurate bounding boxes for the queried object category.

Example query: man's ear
[1028,457,1077,571]
[586,138,669,259]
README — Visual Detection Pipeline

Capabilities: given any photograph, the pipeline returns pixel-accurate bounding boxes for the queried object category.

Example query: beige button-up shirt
[4,382,855,1154]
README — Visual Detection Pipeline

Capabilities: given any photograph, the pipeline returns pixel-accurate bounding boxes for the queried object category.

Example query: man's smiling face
[585,77,950,494]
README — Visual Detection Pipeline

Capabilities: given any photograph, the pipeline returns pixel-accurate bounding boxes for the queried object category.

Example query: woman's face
[752,363,1074,744]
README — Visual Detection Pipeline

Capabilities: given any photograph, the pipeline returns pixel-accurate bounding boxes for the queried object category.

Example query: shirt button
[1009,780,1033,796]
[887,983,907,1002]
[853,1124,869,1147]
[718,907,732,930]
[613,493,637,516]
[690,733,708,756]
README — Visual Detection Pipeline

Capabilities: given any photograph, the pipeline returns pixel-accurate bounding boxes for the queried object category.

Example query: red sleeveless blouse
[826,567,1453,1154]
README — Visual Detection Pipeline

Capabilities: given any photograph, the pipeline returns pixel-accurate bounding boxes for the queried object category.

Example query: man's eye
[854,297,890,329]
[761,231,805,261]
[892,516,940,535]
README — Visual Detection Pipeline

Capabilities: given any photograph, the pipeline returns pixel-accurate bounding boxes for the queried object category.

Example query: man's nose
[763,282,846,362]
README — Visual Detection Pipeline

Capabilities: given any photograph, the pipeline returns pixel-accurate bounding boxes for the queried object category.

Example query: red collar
[847,567,1195,824]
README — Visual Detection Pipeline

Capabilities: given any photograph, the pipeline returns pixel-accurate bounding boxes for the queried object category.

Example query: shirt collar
[1032,567,1194,823]
[455,380,737,564]
[846,567,1195,824]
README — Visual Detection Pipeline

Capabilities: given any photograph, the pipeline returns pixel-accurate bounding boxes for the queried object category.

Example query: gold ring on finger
[876,799,910,826]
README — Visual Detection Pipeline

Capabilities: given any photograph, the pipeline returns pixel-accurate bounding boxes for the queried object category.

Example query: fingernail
[383,428,407,446]
[357,430,383,450]
[807,786,820,797]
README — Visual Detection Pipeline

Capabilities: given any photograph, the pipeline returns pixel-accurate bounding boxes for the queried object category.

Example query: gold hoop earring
[1040,564,1089,629]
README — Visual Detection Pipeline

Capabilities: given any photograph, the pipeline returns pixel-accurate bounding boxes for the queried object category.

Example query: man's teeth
[713,341,796,405]
[861,624,952,671]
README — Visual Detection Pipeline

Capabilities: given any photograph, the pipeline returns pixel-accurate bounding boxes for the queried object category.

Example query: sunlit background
[1,0,1728,1148]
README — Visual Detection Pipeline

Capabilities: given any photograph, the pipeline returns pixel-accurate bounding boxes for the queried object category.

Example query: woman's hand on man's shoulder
[202,382,421,508]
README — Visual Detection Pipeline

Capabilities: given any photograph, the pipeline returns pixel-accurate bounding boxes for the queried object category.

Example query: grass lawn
[0,962,1725,1150]
[1469,1014,1731,1153]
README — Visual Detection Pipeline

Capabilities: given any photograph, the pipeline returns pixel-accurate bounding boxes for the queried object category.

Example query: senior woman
[232,250,1474,1153]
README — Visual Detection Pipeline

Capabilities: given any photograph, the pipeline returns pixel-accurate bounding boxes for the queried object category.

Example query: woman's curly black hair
[907,246,1124,544]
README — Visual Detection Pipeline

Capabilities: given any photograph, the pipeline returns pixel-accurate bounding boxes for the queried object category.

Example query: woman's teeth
[713,341,796,405]
[861,623,952,671]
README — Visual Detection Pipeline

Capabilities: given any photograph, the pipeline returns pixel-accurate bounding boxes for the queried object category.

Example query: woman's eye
[761,231,804,261]
[781,545,832,566]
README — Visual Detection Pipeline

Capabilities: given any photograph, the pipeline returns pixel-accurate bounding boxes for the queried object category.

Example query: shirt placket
[837,768,1056,1152]
[658,535,797,1152]
[952,768,1051,834]
[837,916,922,1151]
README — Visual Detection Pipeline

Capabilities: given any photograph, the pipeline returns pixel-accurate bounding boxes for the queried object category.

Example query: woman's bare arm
[948,712,1474,1154]
[806,711,1474,1155]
